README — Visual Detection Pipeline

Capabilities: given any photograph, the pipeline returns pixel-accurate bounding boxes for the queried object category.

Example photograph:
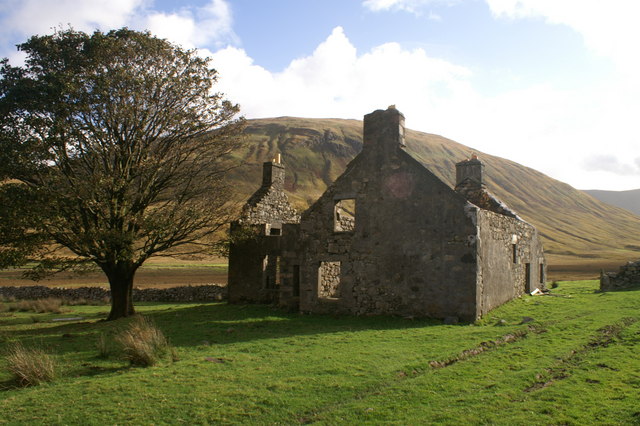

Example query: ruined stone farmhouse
[228,106,546,321]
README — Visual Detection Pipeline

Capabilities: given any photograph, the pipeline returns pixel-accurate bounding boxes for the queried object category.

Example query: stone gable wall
[241,161,300,226]
[241,187,300,225]
[227,161,300,304]
[296,146,479,320]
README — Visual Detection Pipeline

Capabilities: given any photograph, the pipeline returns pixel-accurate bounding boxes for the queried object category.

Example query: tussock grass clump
[116,316,171,367]
[5,343,56,386]
[11,298,63,314]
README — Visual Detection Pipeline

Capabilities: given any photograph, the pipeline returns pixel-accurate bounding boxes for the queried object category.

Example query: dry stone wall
[601,260,640,290]
[0,285,227,302]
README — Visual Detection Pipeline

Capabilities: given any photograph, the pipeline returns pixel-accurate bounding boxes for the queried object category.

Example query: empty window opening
[334,199,356,232]
[269,226,281,236]
[512,244,517,264]
[539,263,545,284]
[318,261,341,299]
[525,263,531,292]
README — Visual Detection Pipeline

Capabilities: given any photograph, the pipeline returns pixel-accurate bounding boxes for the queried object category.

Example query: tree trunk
[102,262,138,321]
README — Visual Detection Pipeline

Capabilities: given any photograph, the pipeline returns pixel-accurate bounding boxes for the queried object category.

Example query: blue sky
[1,0,639,190]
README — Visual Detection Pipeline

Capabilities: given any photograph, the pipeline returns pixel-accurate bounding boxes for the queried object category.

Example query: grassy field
[0,280,639,424]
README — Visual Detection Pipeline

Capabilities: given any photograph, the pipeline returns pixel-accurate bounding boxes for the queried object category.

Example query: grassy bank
[0,280,638,424]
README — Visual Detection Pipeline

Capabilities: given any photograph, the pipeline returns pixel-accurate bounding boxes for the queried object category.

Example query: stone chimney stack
[261,157,285,189]
[363,105,406,153]
[455,154,484,189]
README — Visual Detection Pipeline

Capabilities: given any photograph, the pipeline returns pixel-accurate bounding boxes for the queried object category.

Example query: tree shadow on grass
[1,301,448,354]
[148,302,448,348]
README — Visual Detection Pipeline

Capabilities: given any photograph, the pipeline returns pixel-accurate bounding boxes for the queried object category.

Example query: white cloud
[481,0,640,189]
[211,25,640,190]
[0,0,236,61]
[485,0,640,75]
[144,0,236,49]
[362,0,455,15]
[212,26,474,120]
[583,155,640,176]
[0,0,144,39]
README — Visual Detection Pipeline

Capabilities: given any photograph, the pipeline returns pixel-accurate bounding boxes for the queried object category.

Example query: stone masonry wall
[241,162,300,226]
[456,181,520,219]
[0,285,227,302]
[476,209,544,317]
[601,260,640,290]
[318,261,341,298]
[228,160,300,304]
[241,186,300,225]
[297,109,480,320]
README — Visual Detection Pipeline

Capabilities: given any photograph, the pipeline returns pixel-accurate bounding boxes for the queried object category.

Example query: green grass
[0,280,639,424]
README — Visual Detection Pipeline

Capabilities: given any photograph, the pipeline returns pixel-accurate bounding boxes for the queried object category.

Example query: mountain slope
[583,189,640,216]
[227,117,640,271]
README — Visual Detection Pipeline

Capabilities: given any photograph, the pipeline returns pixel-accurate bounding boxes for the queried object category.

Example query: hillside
[583,188,640,216]
[227,117,640,275]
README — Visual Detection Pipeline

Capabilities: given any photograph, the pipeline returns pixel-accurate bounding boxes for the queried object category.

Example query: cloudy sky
[1,0,639,190]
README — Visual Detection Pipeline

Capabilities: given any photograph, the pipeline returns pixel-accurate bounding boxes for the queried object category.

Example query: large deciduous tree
[0,28,245,320]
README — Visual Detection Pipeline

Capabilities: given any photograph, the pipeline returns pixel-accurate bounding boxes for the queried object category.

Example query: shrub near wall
[0,285,227,303]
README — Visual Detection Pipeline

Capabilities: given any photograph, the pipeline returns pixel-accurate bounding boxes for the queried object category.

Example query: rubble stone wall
[241,162,300,226]
[228,160,300,304]
[601,260,640,290]
[0,285,227,302]
[318,261,341,298]
[476,209,545,317]
[296,120,480,320]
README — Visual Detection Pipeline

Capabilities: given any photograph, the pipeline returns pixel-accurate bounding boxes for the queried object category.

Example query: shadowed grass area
[0,280,638,424]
